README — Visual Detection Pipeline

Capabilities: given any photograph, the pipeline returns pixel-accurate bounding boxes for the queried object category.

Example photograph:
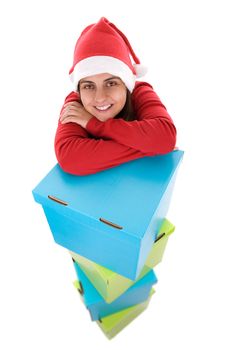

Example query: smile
[95,104,112,111]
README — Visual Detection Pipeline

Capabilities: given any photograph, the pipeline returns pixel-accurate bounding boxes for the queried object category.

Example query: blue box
[70,218,175,303]
[73,261,157,321]
[32,150,183,280]
[96,288,155,339]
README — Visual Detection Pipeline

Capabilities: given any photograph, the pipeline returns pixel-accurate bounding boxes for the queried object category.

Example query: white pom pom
[134,64,148,78]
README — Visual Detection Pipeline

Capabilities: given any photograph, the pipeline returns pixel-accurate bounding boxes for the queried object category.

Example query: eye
[106,80,118,87]
[81,84,95,90]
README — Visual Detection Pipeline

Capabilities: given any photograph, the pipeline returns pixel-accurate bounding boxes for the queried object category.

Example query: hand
[59,101,93,128]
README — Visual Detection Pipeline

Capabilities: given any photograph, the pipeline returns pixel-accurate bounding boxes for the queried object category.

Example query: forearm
[85,115,176,154]
[55,121,149,175]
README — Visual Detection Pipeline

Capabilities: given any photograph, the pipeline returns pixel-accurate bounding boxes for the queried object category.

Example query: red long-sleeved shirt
[54,81,176,175]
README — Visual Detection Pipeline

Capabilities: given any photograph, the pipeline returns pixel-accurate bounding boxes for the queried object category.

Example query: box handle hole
[154,232,165,243]
[99,218,123,230]
[48,195,68,206]
[77,281,84,296]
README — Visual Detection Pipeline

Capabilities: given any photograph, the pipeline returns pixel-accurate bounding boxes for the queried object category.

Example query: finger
[62,106,81,117]
[60,110,72,120]
[61,106,77,116]
[64,101,82,108]
[60,113,73,122]
[66,106,80,113]
[60,116,76,124]
[60,109,80,121]
[61,105,84,118]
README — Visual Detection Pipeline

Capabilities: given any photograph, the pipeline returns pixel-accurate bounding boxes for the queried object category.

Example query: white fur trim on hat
[69,56,136,92]
[134,64,148,78]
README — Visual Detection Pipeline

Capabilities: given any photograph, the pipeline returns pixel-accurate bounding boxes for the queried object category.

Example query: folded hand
[59,101,93,128]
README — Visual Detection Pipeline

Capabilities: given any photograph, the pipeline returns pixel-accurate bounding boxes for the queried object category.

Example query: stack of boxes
[32,150,184,339]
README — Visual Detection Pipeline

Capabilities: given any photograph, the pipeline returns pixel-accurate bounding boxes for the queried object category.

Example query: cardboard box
[96,288,155,339]
[71,218,174,303]
[73,261,157,321]
[32,150,183,279]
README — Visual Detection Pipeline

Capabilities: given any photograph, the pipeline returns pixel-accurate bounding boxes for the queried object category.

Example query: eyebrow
[104,76,121,82]
[79,76,121,84]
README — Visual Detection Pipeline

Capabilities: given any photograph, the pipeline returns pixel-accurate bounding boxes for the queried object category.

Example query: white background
[1,0,233,348]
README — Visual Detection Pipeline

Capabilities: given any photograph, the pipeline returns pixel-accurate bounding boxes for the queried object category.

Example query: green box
[70,218,174,303]
[96,288,155,339]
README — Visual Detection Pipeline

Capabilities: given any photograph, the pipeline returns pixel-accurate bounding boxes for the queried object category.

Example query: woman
[55,17,177,175]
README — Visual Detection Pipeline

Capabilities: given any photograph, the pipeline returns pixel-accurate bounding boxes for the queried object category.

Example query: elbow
[57,157,78,175]
[56,155,90,176]
[147,124,177,155]
[57,159,91,176]
[158,122,177,154]
[55,146,81,176]
[159,131,177,155]
[54,139,80,175]
[55,147,97,176]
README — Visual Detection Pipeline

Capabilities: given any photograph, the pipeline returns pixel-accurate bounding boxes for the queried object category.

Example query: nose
[94,88,107,104]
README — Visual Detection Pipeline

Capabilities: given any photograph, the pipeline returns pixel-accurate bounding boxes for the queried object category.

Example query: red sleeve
[85,82,176,154]
[54,92,150,176]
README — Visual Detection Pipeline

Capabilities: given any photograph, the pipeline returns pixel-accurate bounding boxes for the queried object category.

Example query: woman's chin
[93,111,117,121]
[95,116,114,122]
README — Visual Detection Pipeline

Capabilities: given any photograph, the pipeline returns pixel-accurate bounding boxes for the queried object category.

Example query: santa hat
[69,17,147,92]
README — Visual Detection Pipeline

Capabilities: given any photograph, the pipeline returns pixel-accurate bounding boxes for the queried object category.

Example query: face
[79,73,127,121]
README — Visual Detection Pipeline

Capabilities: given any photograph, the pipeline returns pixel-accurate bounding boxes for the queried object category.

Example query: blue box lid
[32,150,184,241]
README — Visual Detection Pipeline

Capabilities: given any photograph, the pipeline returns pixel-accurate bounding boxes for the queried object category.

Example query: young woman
[55,17,177,175]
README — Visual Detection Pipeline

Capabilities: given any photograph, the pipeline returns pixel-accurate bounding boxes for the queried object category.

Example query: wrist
[82,116,93,129]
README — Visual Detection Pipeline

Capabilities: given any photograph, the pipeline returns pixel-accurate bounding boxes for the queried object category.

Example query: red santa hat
[69,17,147,92]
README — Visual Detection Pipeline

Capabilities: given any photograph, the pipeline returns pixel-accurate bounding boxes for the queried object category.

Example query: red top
[54,81,177,175]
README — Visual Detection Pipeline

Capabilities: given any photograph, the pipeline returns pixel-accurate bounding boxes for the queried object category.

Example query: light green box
[70,218,174,303]
[96,288,155,339]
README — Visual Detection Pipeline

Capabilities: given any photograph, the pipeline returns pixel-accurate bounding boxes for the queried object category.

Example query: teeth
[95,105,112,111]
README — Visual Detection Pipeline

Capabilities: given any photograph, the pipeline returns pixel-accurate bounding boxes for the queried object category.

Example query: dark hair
[114,89,135,121]
[77,85,135,122]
